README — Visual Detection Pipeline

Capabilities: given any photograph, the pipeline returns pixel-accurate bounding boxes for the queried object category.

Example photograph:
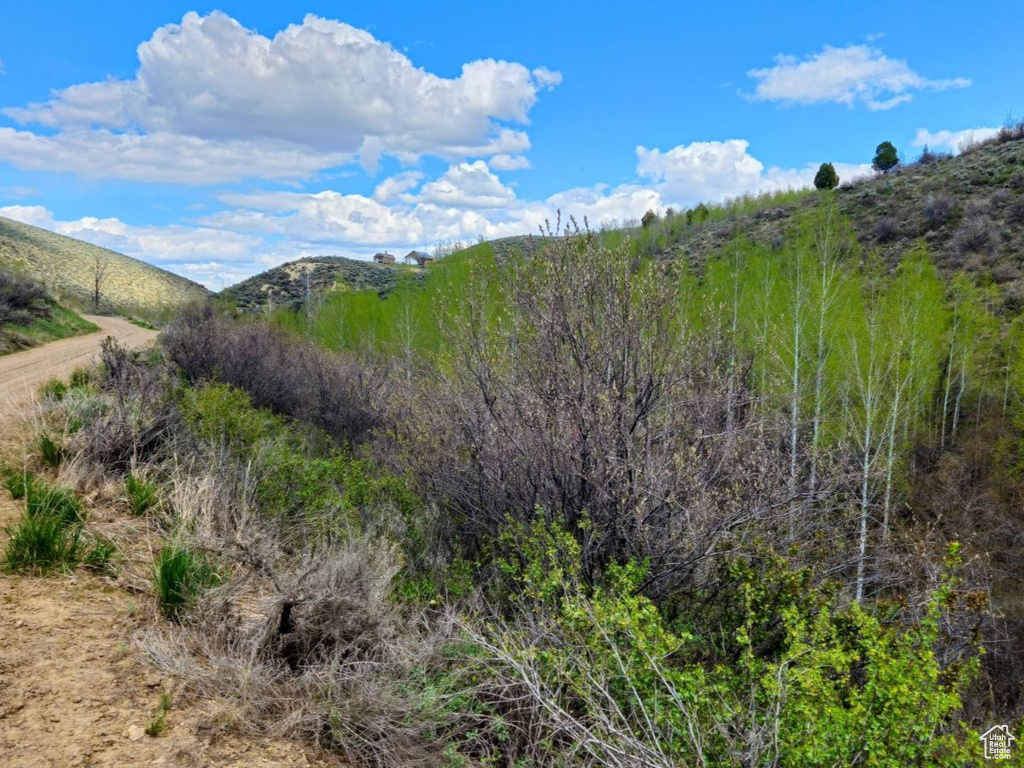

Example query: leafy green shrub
[181,383,283,451]
[125,474,158,516]
[153,544,221,620]
[37,432,67,468]
[469,519,977,766]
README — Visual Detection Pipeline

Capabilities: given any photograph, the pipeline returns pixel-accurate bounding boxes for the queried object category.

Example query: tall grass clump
[2,470,33,499]
[26,481,83,526]
[125,473,159,516]
[37,432,67,468]
[153,544,220,620]
[3,513,83,573]
[4,481,111,574]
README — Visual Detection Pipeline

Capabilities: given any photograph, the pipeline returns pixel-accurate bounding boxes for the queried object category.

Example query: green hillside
[0,268,97,354]
[639,132,1024,307]
[0,216,209,315]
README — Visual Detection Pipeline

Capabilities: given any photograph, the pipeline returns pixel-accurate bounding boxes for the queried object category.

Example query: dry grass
[0,215,208,315]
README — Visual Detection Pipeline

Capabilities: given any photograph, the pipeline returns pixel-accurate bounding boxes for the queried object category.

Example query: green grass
[3,512,84,573]
[2,470,33,499]
[0,303,98,355]
[37,432,67,468]
[153,544,221,620]
[26,481,83,526]
[125,474,158,516]
[3,478,116,575]
[145,692,172,737]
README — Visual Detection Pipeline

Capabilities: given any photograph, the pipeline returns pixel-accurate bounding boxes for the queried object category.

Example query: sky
[0,1,1019,290]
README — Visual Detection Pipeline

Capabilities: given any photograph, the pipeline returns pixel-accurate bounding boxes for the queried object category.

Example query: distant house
[373,251,395,264]
[405,250,434,266]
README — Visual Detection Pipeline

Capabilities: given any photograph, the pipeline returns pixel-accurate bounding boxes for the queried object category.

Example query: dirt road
[0,321,330,767]
[0,316,158,411]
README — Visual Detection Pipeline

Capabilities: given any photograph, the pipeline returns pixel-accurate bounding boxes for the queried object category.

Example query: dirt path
[0,321,330,767]
[0,316,157,412]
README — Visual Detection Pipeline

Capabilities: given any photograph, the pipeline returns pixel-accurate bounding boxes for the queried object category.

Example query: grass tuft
[153,544,220,621]
[38,433,67,469]
[3,512,83,573]
[125,474,159,516]
[2,470,33,500]
[26,482,83,526]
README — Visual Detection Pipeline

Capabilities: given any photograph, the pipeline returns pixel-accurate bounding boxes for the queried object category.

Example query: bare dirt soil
[0,321,331,768]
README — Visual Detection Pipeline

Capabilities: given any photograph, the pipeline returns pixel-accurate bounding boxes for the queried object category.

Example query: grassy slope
[0,216,209,316]
[649,136,1024,307]
[0,304,98,355]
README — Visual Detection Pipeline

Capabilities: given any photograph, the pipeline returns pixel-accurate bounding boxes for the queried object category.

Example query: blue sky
[0,1,1018,288]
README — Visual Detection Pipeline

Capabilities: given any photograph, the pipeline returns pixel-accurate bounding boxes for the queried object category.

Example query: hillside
[0,268,98,354]
[0,216,208,315]
[645,131,1024,308]
[220,254,405,311]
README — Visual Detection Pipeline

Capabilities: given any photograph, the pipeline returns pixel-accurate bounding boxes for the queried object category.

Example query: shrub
[640,209,657,228]
[153,544,221,620]
[916,144,950,165]
[813,162,839,190]
[162,304,380,445]
[964,196,991,217]
[125,474,159,516]
[874,216,899,242]
[1008,197,1024,225]
[952,215,998,256]
[0,270,52,327]
[924,192,956,227]
[991,188,1013,208]
[467,526,978,766]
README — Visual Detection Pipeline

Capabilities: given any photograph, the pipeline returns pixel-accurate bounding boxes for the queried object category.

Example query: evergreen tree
[813,162,839,190]
[872,141,900,174]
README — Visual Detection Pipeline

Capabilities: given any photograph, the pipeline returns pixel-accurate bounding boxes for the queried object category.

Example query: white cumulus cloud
[489,154,531,171]
[748,45,969,110]
[0,12,559,182]
[419,161,517,209]
[913,126,999,153]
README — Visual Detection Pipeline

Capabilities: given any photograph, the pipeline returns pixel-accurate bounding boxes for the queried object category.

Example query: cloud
[637,140,765,201]
[0,128,349,184]
[748,44,969,110]
[636,139,872,208]
[419,161,516,208]
[1,12,559,182]
[913,126,999,153]
[373,171,424,204]
[489,154,531,171]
